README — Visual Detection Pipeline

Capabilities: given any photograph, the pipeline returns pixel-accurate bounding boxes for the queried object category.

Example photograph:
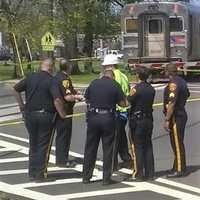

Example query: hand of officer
[74,94,85,102]
[164,120,170,132]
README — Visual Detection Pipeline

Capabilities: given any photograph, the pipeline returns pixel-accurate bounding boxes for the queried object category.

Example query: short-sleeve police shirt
[85,76,125,110]
[163,75,190,114]
[54,71,77,100]
[53,71,77,113]
[14,71,59,112]
[128,82,155,113]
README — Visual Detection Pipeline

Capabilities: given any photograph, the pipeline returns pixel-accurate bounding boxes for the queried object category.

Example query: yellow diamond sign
[41,32,56,51]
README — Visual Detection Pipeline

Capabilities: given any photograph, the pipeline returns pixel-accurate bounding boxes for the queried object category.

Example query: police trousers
[169,111,187,173]
[25,111,55,179]
[55,115,72,164]
[129,116,154,179]
[113,115,131,168]
[83,112,115,182]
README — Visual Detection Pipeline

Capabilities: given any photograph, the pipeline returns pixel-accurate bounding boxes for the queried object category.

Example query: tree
[0,0,52,77]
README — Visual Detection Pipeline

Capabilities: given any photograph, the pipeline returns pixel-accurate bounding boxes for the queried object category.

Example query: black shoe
[113,165,119,172]
[128,175,145,182]
[102,179,117,186]
[29,177,36,182]
[56,161,76,168]
[120,160,132,169]
[167,168,175,174]
[145,176,155,181]
[82,179,91,184]
[167,171,188,178]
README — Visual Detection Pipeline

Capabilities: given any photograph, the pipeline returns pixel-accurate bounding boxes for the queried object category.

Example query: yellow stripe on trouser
[128,130,137,177]
[130,142,137,177]
[172,117,182,172]
[44,114,57,178]
[43,127,56,178]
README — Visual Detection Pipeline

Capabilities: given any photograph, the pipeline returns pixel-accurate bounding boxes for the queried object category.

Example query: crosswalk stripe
[1,131,200,199]
[0,157,28,163]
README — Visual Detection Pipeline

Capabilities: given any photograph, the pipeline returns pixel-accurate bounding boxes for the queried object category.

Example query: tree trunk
[9,33,21,78]
[63,33,81,75]
[83,21,94,73]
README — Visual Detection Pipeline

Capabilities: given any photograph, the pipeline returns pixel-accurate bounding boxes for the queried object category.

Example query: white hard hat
[102,54,120,66]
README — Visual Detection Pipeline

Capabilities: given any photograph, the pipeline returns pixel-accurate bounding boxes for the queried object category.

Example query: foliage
[0,0,137,77]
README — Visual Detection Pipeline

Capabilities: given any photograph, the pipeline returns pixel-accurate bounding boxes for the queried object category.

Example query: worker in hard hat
[102,54,132,171]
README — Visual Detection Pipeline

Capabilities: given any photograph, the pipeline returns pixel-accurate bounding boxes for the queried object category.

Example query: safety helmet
[102,54,120,66]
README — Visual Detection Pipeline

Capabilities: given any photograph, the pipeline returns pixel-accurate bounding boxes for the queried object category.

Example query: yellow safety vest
[113,69,129,112]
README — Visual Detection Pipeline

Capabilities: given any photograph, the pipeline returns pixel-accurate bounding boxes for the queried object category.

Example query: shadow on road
[155,164,200,178]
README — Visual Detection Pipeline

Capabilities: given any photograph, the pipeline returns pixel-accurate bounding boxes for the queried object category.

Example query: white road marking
[16,177,101,188]
[0,182,55,200]
[190,90,200,93]
[0,103,18,109]
[122,181,200,200]
[1,132,200,200]
[0,114,21,123]
[156,178,200,195]
[0,147,21,152]
[0,157,28,163]
[188,84,200,87]
[58,187,144,200]
[119,168,200,195]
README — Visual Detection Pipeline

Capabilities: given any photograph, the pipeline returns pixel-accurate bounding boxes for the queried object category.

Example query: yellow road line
[1,97,200,127]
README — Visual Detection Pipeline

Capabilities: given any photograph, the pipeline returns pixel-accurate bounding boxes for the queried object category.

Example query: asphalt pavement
[0,80,200,200]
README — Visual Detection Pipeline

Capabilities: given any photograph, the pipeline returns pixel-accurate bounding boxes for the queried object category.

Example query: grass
[0,60,135,84]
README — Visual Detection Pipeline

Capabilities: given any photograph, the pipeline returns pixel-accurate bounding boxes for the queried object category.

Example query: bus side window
[126,19,138,33]
[169,17,183,32]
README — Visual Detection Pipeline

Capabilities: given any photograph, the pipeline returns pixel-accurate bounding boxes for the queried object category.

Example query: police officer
[163,63,190,178]
[82,70,128,185]
[13,58,66,182]
[128,66,155,181]
[102,54,131,170]
[54,59,83,167]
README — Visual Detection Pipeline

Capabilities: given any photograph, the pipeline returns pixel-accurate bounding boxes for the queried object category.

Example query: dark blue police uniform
[163,75,190,175]
[14,71,58,180]
[83,76,125,185]
[54,71,77,166]
[128,82,155,180]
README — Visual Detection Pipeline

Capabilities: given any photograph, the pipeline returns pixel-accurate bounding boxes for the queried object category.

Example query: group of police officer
[13,54,189,185]
[13,58,83,182]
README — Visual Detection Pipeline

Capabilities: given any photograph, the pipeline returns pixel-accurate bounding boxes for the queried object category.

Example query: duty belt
[89,108,114,114]
[30,109,55,114]
[131,111,152,119]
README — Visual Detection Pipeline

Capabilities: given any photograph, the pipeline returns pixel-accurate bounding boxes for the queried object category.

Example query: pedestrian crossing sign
[41,32,56,51]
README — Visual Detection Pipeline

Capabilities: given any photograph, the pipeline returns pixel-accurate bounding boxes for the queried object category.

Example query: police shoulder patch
[169,92,175,98]
[65,89,71,94]
[130,87,136,96]
[62,80,69,89]
[169,83,177,92]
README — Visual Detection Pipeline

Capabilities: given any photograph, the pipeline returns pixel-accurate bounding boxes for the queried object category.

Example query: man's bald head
[165,63,177,77]
[40,58,54,73]
[59,58,70,72]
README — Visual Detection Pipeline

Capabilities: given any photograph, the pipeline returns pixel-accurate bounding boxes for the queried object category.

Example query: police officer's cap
[166,63,177,73]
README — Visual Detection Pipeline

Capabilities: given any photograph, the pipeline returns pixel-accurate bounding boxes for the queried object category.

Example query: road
[0,82,200,200]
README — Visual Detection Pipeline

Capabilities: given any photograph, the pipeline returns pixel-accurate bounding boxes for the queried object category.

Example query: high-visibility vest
[113,69,129,112]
